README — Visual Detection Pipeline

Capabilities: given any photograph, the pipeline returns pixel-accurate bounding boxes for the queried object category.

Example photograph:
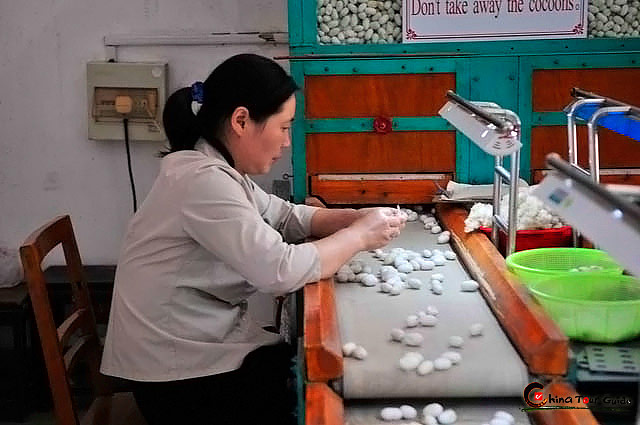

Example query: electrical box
[87,61,168,141]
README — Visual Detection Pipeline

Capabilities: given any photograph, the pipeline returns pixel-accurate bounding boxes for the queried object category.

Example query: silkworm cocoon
[426,305,439,316]
[381,270,398,281]
[442,351,462,364]
[493,411,515,424]
[387,276,403,286]
[417,360,435,375]
[397,263,413,274]
[409,260,421,270]
[421,260,435,270]
[399,353,423,371]
[362,265,373,274]
[361,274,378,286]
[380,282,393,293]
[431,273,444,281]
[423,415,438,425]
[432,249,443,256]
[383,254,396,265]
[390,328,405,341]
[404,332,424,346]
[352,345,368,359]
[364,28,374,39]
[355,272,368,282]
[433,256,446,266]
[380,407,403,421]
[342,342,357,356]
[402,359,423,377]
[423,403,444,418]
[400,405,418,419]
[424,222,433,230]
[444,250,457,260]
[438,409,457,424]
[397,273,408,282]
[394,255,408,267]
[406,314,419,327]
[437,233,450,244]
[419,314,438,326]
[461,279,479,292]
[374,248,385,257]
[449,335,464,348]
[434,357,452,370]
[349,261,363,273]
[422,249,433,258]
[390,283,403,295]
[336,272,350,282]
[431,225,442,234]
[470,323,484,336]
[431,282,443,295]
[419,214,429,223]
[407,278,422,289]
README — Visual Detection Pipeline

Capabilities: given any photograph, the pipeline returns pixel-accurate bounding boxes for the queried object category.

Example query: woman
[100,53,405,425]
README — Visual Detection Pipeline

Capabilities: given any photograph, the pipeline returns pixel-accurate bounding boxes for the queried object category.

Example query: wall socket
[87,62,167,141]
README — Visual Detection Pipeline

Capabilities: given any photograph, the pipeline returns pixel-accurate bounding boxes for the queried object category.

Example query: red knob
[373,116,393,134]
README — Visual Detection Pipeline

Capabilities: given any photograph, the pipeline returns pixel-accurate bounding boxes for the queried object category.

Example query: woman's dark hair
[161,54,299,165]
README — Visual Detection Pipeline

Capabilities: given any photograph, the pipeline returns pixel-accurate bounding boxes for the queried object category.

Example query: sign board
[403,0,587,42]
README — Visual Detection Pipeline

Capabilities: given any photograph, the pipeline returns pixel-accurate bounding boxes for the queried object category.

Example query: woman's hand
[350,207,407,251]
[311,207,407,279]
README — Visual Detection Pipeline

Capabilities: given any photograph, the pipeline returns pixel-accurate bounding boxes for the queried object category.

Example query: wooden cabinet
[286,3,640,202]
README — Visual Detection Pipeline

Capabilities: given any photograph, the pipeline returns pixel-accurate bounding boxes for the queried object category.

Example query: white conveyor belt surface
[337,221,530,399]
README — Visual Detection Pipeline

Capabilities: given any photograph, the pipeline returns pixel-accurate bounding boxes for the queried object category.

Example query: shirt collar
[195,139,226,161]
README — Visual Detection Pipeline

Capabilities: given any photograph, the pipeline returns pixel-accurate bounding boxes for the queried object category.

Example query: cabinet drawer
[532,68,640,112]
[531,126,640,169]
[306,131,455,174]
[305,73,455,118]
[309,174,452,205]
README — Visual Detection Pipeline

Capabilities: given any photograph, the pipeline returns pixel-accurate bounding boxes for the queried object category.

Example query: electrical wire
[123,118,138,212]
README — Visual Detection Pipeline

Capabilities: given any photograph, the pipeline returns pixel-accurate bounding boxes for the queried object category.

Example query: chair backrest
[20,215,108,425]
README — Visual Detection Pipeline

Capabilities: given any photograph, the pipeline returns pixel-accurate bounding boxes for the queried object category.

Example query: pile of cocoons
[464,190,565,232]
[316,0,403,45]
[379,403,516,424]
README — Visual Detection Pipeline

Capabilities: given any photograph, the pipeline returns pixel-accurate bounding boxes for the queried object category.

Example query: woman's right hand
[349,207,407,251]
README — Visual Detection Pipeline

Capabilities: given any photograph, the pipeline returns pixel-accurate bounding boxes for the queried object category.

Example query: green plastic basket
[529,274,640,343]
[506,248,624,286]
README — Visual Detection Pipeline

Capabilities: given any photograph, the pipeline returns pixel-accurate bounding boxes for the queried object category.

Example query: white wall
[0,0,292,322]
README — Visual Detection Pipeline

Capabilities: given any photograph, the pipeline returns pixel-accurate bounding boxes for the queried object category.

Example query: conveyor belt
[344,398,529,424]
[336,221,530,399]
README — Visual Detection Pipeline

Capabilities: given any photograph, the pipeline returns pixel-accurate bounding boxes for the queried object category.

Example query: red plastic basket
[478,226,573,252]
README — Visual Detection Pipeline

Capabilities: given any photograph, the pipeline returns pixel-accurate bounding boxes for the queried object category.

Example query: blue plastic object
[573,103,640,142]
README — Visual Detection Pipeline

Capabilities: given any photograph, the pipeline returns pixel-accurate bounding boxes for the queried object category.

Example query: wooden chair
[19,215,146,425]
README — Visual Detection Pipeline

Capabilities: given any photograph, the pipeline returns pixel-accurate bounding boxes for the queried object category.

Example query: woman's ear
[230,106,250,136]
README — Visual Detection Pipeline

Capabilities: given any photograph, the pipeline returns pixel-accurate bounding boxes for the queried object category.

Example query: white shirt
[100,140,321,382]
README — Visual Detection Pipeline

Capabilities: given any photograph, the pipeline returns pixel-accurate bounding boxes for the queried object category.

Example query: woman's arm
[309,208,362,238]
[312,208,405,279]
